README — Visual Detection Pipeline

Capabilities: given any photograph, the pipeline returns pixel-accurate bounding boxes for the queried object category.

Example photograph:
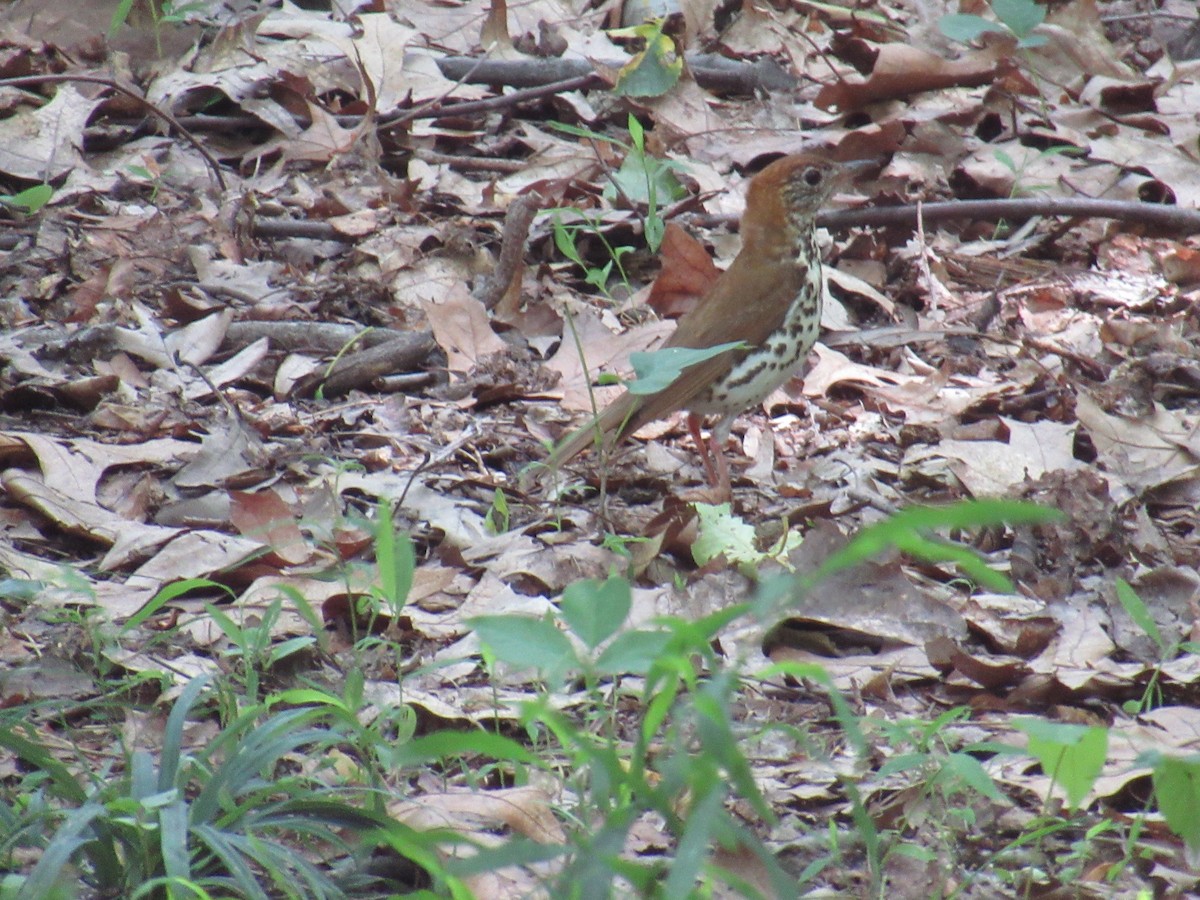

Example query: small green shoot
[549,114,686,255]
[0,184,54,214]
[1114,578,1190,714]
[484,487,511,534]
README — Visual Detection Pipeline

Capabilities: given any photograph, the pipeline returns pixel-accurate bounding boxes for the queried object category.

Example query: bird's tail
[520,391,640,489]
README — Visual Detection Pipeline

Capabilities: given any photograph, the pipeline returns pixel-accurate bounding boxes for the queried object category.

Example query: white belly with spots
[690,281,823,418]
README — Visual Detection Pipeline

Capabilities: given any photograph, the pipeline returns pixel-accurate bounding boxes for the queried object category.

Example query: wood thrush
[539,152,851,496]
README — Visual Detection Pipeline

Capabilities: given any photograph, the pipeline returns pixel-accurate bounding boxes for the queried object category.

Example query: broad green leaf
[1017,718,1107,810]
[627,342,745,394]
[609,23,682,97]
[595,629,672,675]
[0,184,54,214]
[938,13,1008,42]
[559,575,631,649]
[1153,755,1200,857]
[468,614,576,671]
[992,0,1045,37]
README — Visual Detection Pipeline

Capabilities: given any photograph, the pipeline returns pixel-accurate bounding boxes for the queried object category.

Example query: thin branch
[816,197,1200,235]
[435,53,798,94]
[380,74,602,126]
[473,194,543,310]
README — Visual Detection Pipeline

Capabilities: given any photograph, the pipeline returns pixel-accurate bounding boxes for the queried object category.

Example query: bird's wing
[621,256,808,431]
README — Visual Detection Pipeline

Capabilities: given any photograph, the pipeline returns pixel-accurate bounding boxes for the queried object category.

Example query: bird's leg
[687,413,721,487]
[707,434,732,500]
[687,413,735,501]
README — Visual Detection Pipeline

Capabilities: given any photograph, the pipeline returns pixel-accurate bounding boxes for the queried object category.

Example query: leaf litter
[2,0,1200,894]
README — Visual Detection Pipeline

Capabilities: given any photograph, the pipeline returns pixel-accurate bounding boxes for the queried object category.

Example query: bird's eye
[803,167,823,187]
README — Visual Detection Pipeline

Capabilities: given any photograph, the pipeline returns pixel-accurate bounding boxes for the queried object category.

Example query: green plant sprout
[0,184,54,214]
[549,114,687,257]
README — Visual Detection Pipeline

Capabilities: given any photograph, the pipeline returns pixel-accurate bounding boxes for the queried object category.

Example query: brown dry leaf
[258,102,369,165]
[228,489,311,567]
[783,522,968,646]
[421,285,507,374]
[0,83,98,182]
[928,418,1081,497]
[172,415,268,491]
[391,786,565,843]
[962,593,1059,658]
[646,221,720,319]
[1027,601,1116,686]
[1075,392,1200,493]
[816,42,1005,113]
[801,344,918,398]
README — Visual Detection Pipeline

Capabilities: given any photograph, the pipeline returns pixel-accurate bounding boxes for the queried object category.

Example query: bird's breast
[688,271,824,416]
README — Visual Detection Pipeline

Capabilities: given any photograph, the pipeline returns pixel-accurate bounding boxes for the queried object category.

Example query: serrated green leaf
[692,503,759,567]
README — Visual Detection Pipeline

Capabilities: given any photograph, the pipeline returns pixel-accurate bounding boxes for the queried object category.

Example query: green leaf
[0,183,54,214]
[992,0,1045,37]
[595,629,672,675]
[1115,579,1166,654]
[692,503,760,567]
[607,155,686,207]
[609,23,682,97]
[468,614,577,671]
[627,342,745,394]
[121,578,232,632]
[811,499,1061,587]
[552,218,584,265]
[374,499,414,611]
[1153,755,1200,857]
[1017,718,1107,810]
[940,752,1004,801]
[385,730,539,767]
[559,575,631,650]
[938,13,1008,42]
[627,113,644,151]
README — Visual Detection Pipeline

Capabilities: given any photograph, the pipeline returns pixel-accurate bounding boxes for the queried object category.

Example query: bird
[536,151,853,497]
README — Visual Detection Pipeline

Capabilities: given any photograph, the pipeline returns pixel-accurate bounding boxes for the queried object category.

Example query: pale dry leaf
[0,83,97,181]
[1075,392,1200,492]
[934,418,1081,497]
[421,283,507,374]
[545,309,674,413]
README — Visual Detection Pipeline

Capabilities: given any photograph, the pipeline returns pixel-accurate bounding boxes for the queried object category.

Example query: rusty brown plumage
[538,152,851,494]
